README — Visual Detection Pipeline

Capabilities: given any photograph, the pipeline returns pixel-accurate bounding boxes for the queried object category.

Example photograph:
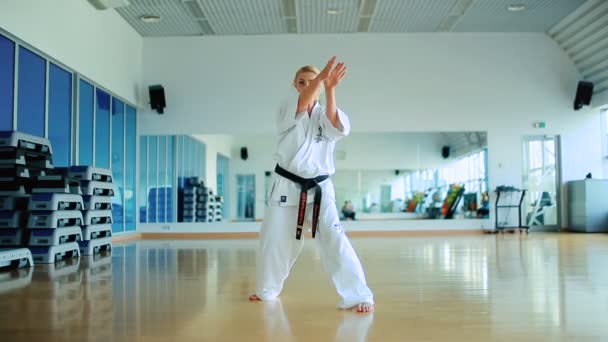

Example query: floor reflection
[0,233,607,341]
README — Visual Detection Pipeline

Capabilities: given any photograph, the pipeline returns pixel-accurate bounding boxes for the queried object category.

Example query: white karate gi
[255,89,374,308]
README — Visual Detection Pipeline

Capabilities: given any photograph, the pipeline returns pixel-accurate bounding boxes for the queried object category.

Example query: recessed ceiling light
[140,14,162,23]
[327,8,343,15]
[507,4,527,12]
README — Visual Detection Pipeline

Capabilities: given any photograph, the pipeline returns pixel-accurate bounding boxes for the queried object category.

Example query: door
[216,154,229,219]
[236,174,255,221]
[523,136,561,231]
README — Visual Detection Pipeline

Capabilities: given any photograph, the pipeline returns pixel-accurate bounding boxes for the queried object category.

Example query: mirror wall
[229,131,489,222]
[138,132,489,223]
[332,132,488,220]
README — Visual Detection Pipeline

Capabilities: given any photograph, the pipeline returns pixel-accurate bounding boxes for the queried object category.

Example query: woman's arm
[296,57,336,113]
[324,62,347,129]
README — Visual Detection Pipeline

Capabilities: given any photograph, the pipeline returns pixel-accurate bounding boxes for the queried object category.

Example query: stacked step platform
[0,131,52,268]
[0,131,115,267]
[25,156,83,264]
[198,188,224,223]
[178,177,224,223]
[179,177,200,222]
[68,166,114,256]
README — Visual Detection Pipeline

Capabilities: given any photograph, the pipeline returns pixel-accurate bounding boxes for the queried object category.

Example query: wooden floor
[1,232,608,341]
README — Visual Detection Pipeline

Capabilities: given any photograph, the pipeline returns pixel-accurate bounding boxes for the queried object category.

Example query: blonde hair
[294,65,320,81]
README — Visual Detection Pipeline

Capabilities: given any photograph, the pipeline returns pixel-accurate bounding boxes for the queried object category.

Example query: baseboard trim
[112,233,143,244]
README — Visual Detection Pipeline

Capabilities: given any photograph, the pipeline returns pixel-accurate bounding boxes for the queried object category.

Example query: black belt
[274,164,329,240]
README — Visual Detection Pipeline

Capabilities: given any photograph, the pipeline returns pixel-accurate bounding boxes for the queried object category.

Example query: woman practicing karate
[249,56,374,313]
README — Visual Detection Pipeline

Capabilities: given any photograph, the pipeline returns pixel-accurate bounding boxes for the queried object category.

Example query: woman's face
[293,71,318,94]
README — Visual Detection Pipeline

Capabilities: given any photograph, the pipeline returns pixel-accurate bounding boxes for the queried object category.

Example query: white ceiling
[548,0,608,94]
[114,0,589,36]
[113,0,607,96]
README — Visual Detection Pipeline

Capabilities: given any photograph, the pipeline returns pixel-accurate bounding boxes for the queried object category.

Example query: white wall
[0,0,143,104]
[140,33,605,228]
[595,91,608,112]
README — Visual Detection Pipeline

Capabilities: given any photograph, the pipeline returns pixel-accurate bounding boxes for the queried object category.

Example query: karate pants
[255,194,374,308]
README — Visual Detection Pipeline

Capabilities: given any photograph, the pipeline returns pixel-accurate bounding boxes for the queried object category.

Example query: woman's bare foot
[249,294,261,301]
[349,302,374,313]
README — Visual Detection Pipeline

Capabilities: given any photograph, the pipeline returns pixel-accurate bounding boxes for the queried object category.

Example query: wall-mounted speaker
[240,147,248,160]
[149,85,166,114]
[574,81,593,110]
[442,146,450,159]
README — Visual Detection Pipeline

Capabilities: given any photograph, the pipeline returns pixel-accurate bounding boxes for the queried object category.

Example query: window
[437,150,487,196]
[217,154,229,218]
[178,135,186,188]
[0,33,15,130]
[2,33,138,233]
[17,47,45,136]
[184,135,191,179]
[125,105,137,230]
[111,97,124,233]
[237,175,255,221]
[167,136,175,223]
[95,89,110,168]
[158,135,167,223]
[78,80,94,165]
[47,63,72,166]
[148,136,158,223]
[139,136,148,223]
[602,110,608,178]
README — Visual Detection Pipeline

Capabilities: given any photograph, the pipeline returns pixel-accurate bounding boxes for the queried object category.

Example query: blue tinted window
[186,139,191,176]
[147,136,157,223]
[158,136,167,223]
[177,135,184,189]
[0,34,15,131]
[17,47,45,136]
[139,136,148,223]
[95,89,110,168]
[48,63,71,166]
[125,105,136,230]
[195,141,201,178]
[78,80,94,165]
[111,97,124,233]
[217,154,229,219]
[200,141,206,179]
[167,136,174,222]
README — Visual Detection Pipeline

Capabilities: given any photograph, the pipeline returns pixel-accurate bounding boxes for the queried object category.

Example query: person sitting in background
[477,192,490,218]
[342,201,356,220]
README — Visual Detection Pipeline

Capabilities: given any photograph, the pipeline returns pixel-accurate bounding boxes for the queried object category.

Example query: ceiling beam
[357,0,377,33]
[436,0,476,32]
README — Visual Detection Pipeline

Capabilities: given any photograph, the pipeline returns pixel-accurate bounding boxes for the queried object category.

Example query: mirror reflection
[331,132,488,221]
[138,131,489,223]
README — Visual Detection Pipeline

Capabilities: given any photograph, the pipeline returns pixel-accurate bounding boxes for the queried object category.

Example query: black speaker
[240,147,248,160]
[574,81,593,110]
[442,146,450,159]
[149,85,166,114]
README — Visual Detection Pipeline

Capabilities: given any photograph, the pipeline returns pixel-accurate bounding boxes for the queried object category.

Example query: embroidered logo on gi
[314,126,327,143]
